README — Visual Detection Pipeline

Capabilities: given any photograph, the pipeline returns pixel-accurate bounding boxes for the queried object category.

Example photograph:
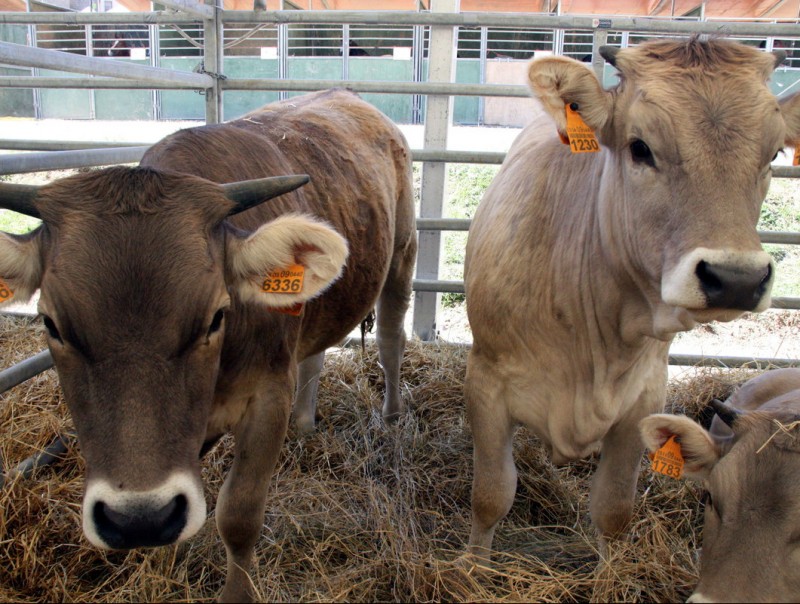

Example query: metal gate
[0,2,799,369]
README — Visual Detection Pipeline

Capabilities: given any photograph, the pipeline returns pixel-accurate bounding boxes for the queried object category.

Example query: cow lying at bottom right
[641,368,800,603]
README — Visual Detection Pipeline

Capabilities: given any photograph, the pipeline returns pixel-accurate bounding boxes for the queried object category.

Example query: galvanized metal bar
[0,146,150,175]
[0,140,148,151]
[0,12,201,25]
[772,166,800,178]
[0,350,53,395]
[157,0,215,19]
[413,0,457,342]
[771,296,800,310]
[591,29,608,82]
[411,149,506,163]
[0,41,213,89]
[416,218,471,231]
[414,278,465,294]
[0,76,204,89]
[0,431,76,488]
[221,78,528,97]
[667,354,800,369]
[337,338,800,369]
[221,11,800,38]
[203,0,224,124]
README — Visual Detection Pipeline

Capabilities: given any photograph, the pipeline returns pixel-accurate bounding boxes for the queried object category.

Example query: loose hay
[0,314,762,602]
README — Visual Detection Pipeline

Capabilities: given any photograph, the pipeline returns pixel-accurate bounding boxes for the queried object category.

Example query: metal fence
[0,3,799,370]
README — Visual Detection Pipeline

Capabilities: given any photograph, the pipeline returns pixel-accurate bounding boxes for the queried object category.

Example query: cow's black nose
[696,260,771,311]
[93,494,187,549]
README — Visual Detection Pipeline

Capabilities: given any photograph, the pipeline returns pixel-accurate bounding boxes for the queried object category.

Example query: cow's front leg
[216,374,293,602]
[589,392,663,549]
[293,350,325,434]
[465,357,517,558]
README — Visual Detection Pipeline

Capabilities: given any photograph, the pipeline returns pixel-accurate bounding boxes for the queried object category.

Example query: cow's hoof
[454,549,494,573]
[294,415,316,436]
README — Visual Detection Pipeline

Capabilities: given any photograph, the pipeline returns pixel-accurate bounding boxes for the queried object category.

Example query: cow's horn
[0,183,41,219]
[599,46,619,67]
[222,175,310,215]
[773,49,788,69]
[709,398,743,429]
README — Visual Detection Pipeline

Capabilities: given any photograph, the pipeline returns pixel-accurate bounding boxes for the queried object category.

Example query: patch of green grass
[0,210,41,235]
[761,178,800,297]
[440,164,499,307]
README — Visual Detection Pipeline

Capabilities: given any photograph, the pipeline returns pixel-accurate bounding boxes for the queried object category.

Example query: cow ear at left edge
[0,231,43,307]
[778,91,800,145]
[527,56,612,142]
[639,414,722,480]
[227,213,349,309]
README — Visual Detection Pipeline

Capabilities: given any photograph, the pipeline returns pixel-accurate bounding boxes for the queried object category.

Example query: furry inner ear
[0,231,43,306]
[227,213,349,309]
[527,55,612,139]
[639,413,722,481]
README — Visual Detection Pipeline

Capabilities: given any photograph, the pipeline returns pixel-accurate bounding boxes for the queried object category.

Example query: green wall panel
[223,58,280,120]
[454,59,480,125]
[94,59,153,120]
[39,69,92,119]
[349,58,414,124]
[159,58,205,120]
[0,25,35,118]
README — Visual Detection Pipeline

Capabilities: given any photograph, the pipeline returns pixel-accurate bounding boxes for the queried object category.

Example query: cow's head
[0,166,347,549]
[527,36,800,335]
[640,402,800,602]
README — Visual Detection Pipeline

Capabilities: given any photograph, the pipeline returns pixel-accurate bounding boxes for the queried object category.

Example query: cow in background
[463,37,800,557]
[641,368,800,602]
[0,88,416,601]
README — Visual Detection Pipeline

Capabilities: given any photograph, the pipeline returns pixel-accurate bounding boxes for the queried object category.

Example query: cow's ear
[527,56,611,139]
[779,91,800,146]
[227,214,348,309]
[639,414,721,480]
[0,231,43,306]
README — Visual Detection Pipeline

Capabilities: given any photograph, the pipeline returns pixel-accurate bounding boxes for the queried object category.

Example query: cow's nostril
[93,494,188,550]
[695,260,771,311]
[695,260,722,294]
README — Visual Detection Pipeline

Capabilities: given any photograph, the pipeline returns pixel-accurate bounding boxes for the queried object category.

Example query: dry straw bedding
[0,313,757,602]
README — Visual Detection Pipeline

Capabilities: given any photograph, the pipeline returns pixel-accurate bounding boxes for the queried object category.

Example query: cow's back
[142,89,414,358]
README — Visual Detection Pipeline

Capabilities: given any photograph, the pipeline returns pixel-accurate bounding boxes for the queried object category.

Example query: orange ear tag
[793,144,800,167]
[0,278,14,303]
[648,435,685,479]
[261,264,305,295]
[564,103,600,154]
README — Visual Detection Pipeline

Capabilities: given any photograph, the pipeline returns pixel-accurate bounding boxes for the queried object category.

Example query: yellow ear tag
[261,264,305,295]
[0,278,14,303]
[564,103,600,153]
[648,435,685,479]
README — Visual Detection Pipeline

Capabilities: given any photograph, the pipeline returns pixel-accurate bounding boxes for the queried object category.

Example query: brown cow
[0,88,416,601]
[641,368,800,603]
[463,37,800,558]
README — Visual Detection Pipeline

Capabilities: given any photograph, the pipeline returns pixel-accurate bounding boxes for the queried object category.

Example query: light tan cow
[0,89,416,601]
[641,368,800,603]
[463,36,800,556]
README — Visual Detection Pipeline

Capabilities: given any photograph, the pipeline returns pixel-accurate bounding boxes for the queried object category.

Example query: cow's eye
[207,308,225,337]
[42,315,63,343]
[630,139,655,167]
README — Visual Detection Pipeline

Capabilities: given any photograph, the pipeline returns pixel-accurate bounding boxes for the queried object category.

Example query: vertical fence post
[203,0,223,124]
[591,28,608,85]
[412,0,458,342]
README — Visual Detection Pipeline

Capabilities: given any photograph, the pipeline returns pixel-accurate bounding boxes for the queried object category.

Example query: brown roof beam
[754,0,787,16]
[647,0,669,15]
